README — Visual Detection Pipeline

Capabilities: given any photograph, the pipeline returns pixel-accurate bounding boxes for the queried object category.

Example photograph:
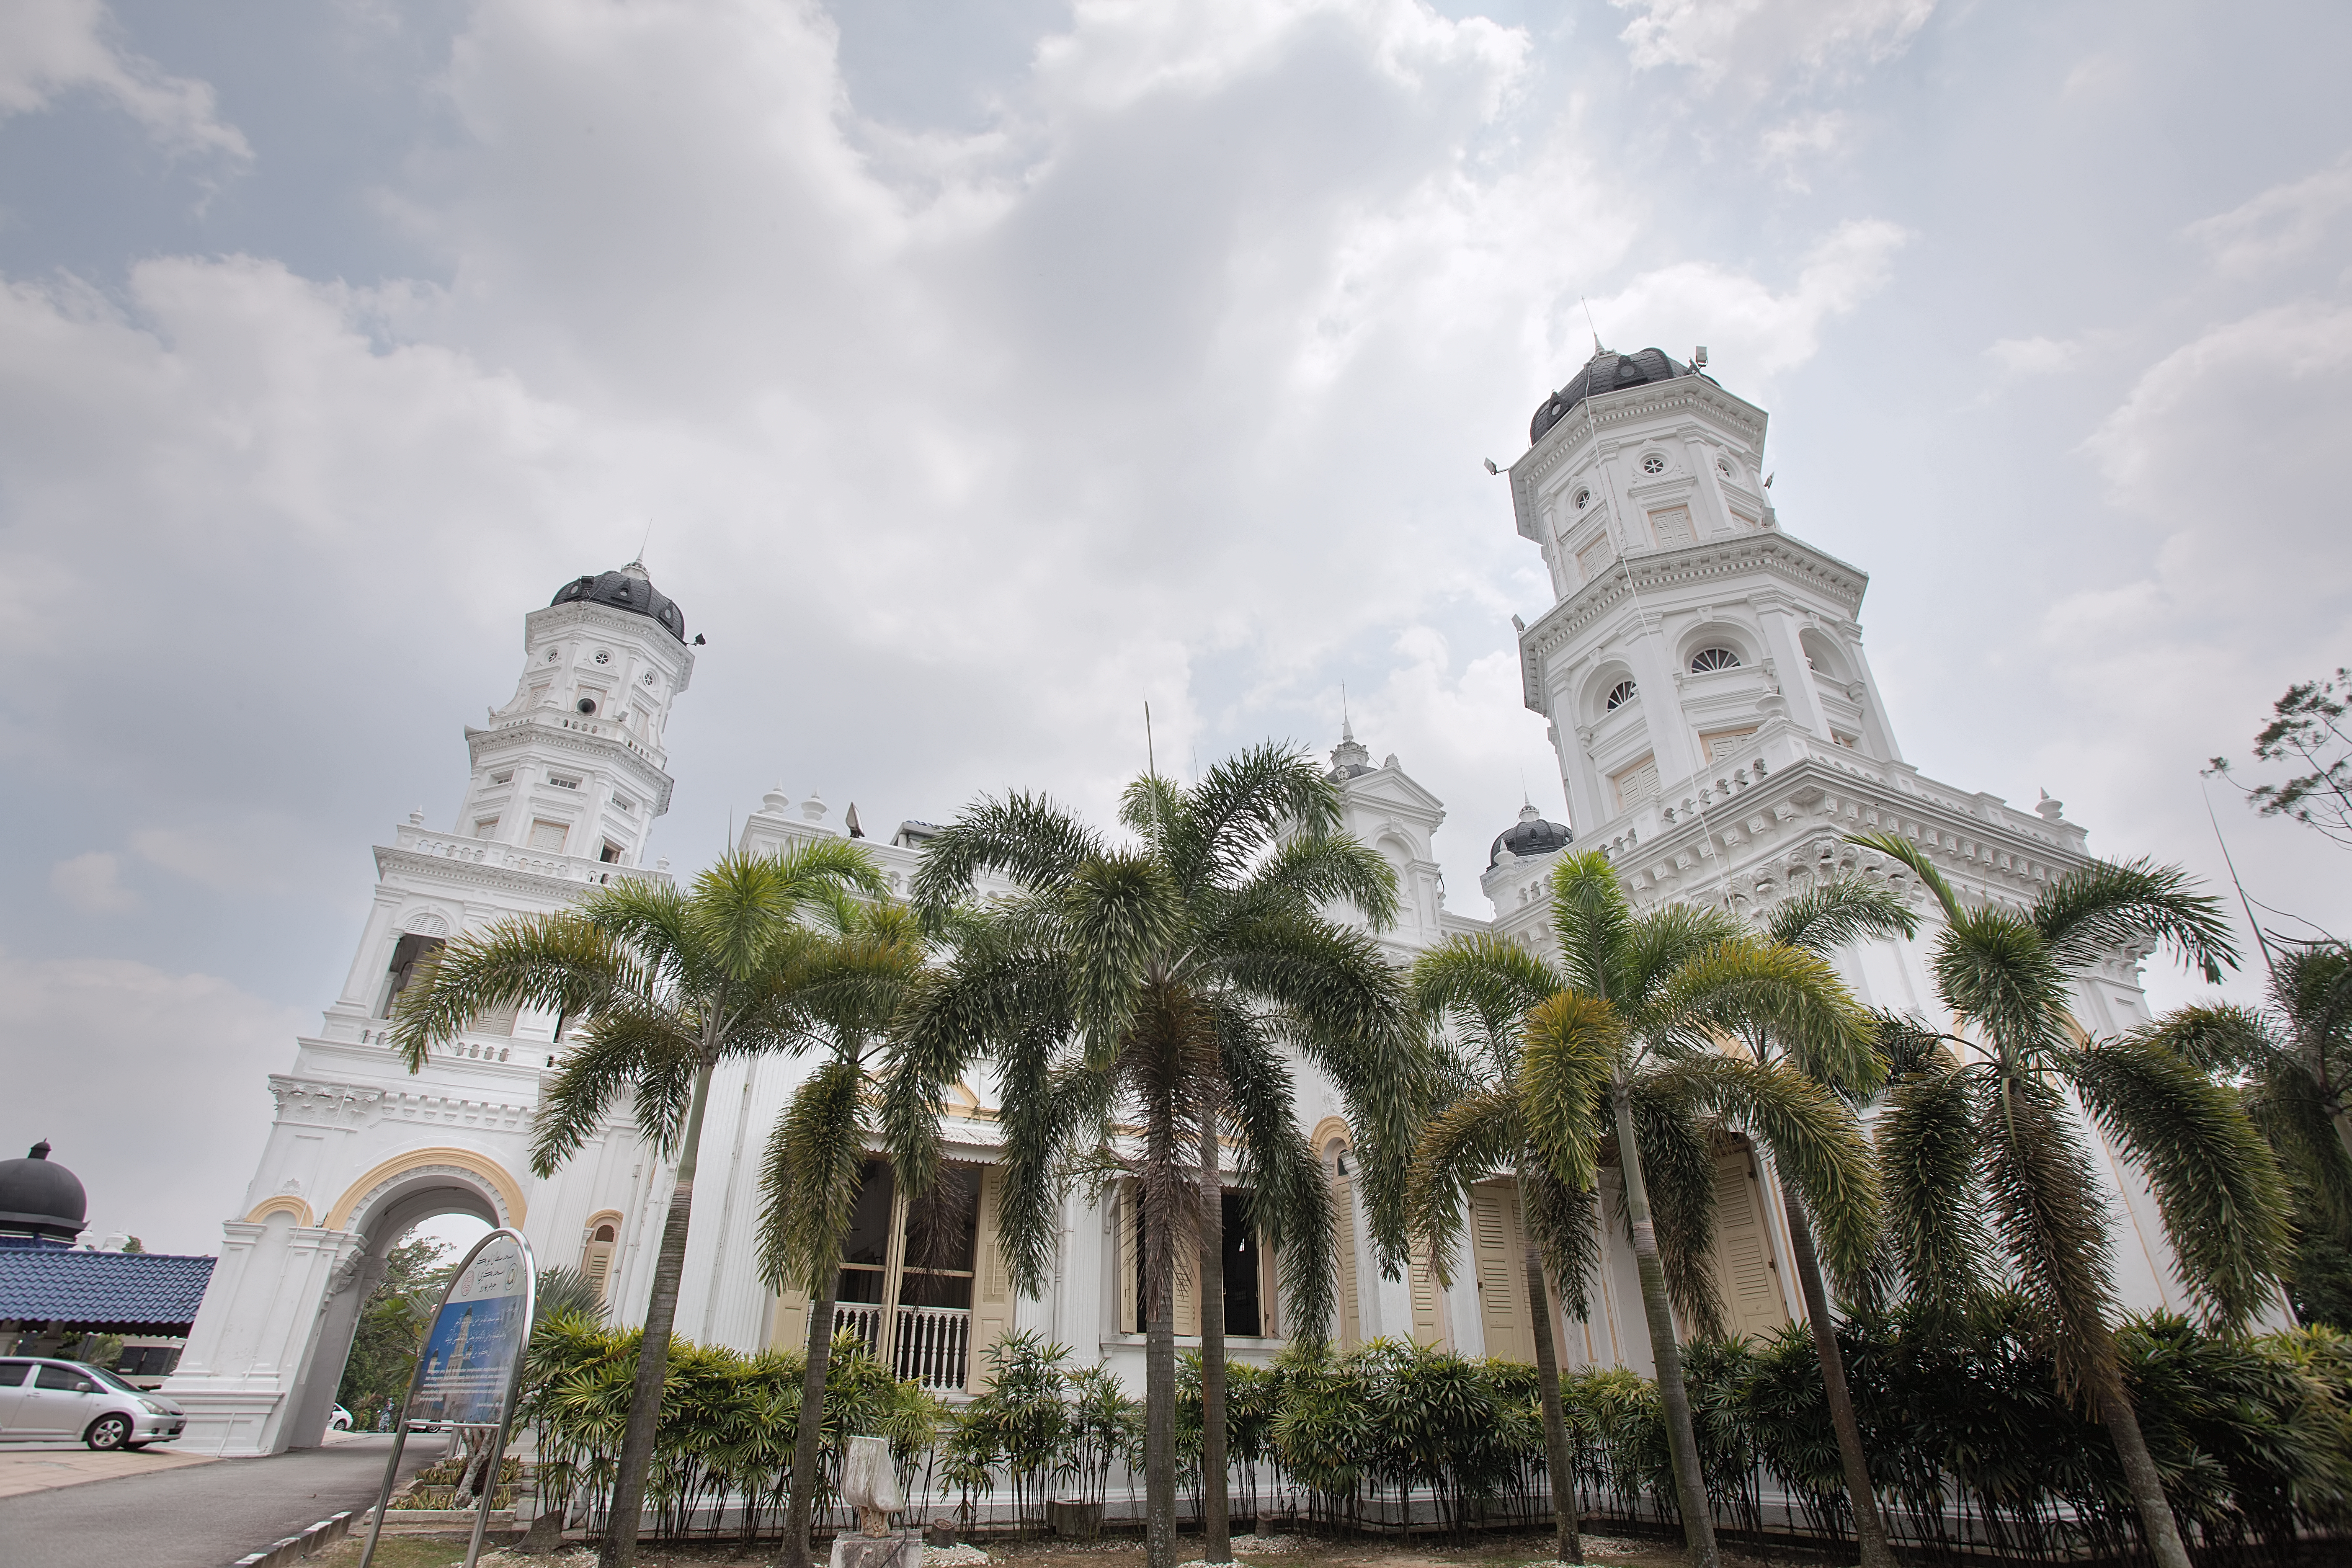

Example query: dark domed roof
[1530,347,1695,445]
[1490,805,1573,868]
[0,1141,87,1244]
[551,561,687,642]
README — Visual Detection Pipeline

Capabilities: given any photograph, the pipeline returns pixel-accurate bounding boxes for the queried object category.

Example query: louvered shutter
[1331,1175,1363,1349]
[1408,1246,1447,1347]
[1712,1157,1787,1339]
[1472,1184,1531,1362]
[969,1164,1013,1391]
[770,1284,810,1355]
[1118,1183,1140,1335]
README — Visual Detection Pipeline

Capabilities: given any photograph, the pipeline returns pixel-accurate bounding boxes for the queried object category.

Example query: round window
[1640,453,1666,475]
[1689,647,1742,673]
[1573,488,1591,510]
[1604,679,1638,711]
[593,650,611,665]
[1716,456,1733,477]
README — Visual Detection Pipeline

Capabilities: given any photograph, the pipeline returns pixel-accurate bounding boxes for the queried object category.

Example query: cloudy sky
[4,0,2349,1254]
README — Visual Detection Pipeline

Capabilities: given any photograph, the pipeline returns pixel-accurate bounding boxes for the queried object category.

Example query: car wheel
[86,1414,133,1452]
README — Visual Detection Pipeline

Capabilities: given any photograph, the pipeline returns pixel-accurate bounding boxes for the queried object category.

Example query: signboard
[409,1231,531,1428]
[359,1227,536,1568]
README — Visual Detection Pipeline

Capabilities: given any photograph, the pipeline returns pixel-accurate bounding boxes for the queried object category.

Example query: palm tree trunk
[1144,1191,1178,1568]
[2096,1380,2194,1568]
[1518,1208,1583,1565]
[782,1262,845,1568]
[1198,1110,1230,1563]
[600,1053,717,1568]
[1778,1187,1893,1568]
[1611,1083,1717,1568]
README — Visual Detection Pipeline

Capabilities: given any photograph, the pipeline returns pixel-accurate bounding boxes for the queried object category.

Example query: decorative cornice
[268,1075,386,1126]
[1517,533,1869,710]
[372,841,671,898]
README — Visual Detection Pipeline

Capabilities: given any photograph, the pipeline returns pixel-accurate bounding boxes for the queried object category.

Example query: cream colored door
[1711,1155,1789,1340]
[1330,1175,1362,1349]
[1471,1182,1532,1362]
[1408,1246,1448,1348]
[968,1164,1013,1391]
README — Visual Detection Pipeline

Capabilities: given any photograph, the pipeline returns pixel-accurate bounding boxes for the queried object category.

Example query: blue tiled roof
[0,1244,215,1330]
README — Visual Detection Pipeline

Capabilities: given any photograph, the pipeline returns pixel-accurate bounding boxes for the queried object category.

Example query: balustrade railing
[829,1302,971,1393]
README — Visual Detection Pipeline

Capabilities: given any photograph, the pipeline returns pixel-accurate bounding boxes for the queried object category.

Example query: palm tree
[1851,832,2289,1568]
[2134,938,2352,1324]
[389,842,887,1568]
[890,745,1417,1568]
[1410,853,1882,1568]
[752,897,942,1568]
[1746,878,1918,1568]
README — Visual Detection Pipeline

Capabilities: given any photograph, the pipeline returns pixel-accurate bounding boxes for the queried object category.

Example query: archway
[282,1151,520,1450]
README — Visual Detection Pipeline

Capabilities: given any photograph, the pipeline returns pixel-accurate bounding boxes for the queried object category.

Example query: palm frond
[689,842,891,980]
[1875,1057,1993,1322]
[529,1011,696,1176]
[2032,856,2239,983]
[1643,935,1880,1091]
[1765,875,1920,954]
[1520,1163,1603,1320]
[755,1057,871,1295]
[1517,990,1617,1193]
[1627,1078,1725,1339]
[908,790,1106,914]
[1651,1054,1881,1287]
[1933,904,2073,1063]
[1978,1075,2119,1400]
[1847,832,1962,923]
[1405,1087,1525,1286]
[1410,934,1566,1067]
[2070,1035,2292,1331]
[1613,902,1750,1015]
[1548,851,1638,998]
[1234,830,1400,932]
[387,913,643,1066]
[1063,853,1184,1055]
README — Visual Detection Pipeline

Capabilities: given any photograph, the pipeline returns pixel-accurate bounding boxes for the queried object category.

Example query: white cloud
[0,0,250,160]
[49,851,137,913]
[1612,0,1937,96]
[0,949,304,1254]
[2185,150,2352,278]
[2032,302,2352,993]
[1586,218,1909,380]
[1757,109,1852,186]
[1986,334,2083,378]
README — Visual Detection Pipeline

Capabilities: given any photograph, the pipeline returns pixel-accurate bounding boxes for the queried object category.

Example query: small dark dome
[1491,805,1573,868]
[0,1141,87,1244]
[1530,347,1694,445]
[551,561,687,642]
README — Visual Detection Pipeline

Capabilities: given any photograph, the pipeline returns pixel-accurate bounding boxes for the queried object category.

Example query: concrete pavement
[0,1433,440,1568]
[0,1440,216,1498]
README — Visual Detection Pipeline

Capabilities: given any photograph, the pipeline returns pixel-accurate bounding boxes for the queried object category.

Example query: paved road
[0,1434,439,1568]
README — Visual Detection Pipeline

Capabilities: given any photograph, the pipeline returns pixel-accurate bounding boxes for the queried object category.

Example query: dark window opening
[900,1165,977,1310]
[383,934,446,1016]
[836,1161,895,1304]
[1131,1189,1263,1335]
[592,1223,616,1243]
[599,842,621,863]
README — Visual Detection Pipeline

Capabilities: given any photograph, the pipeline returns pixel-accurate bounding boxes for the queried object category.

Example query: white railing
[830,1302,971,1393]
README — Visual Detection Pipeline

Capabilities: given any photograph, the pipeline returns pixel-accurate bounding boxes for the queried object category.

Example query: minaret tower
[1506,349,1906,868]
[168,561,701,1459]
[457,562,697,868]
[1502,346,2081,921]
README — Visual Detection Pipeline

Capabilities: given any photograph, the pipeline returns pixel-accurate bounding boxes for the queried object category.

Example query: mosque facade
[163,357,2199,1458]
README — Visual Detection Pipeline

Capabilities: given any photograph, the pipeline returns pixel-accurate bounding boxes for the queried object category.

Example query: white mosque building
[163,351,2199,1457]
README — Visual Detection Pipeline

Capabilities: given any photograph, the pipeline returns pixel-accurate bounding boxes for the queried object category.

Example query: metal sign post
[358,1228,538,1568]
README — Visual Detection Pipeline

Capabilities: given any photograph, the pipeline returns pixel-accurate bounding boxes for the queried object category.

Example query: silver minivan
[0,1357,187,1449]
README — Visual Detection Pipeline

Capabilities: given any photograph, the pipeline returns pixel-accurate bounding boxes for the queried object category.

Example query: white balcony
[832,1302,971,1393]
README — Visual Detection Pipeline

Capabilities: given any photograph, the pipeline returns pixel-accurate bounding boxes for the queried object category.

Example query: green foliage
[521,1318,939,1544]
[335,1236,454,1426]
[2210,667,2352,851]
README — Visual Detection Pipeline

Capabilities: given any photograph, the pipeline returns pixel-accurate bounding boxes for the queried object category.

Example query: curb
[230,1508,356,1568]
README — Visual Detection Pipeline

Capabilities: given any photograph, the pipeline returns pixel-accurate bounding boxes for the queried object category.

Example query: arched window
[1604,679,1638,711]
[1689,647,1742,673]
